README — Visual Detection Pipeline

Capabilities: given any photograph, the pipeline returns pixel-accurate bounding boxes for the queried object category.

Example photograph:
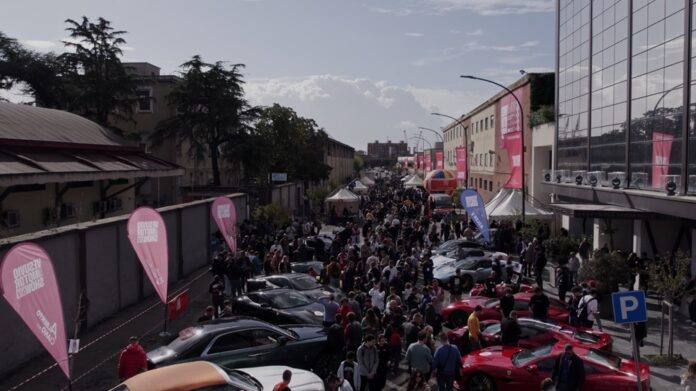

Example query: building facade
[443,117,468,172]
[324,137,356,186]
[367,140,409,159]
[0,102,182,237]
[546,0,696,263]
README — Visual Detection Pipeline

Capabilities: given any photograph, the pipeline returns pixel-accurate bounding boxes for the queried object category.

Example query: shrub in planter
[543,235,582,265]
[578,250,632,295]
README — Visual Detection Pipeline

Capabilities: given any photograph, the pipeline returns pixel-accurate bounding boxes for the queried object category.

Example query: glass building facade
[556,0,694,193]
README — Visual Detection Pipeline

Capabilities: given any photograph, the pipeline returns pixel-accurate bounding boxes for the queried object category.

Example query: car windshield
[455,259,478,270]
[224,368,262,391]
[586,349,621,368]
[573,331,601,344]
[483,298,499,309]
[267,291,313,309]
[431,196,451,208]
[168,326,206,353]
[511,344,554,367]
[291,275,321,290]
[437,241,461,252]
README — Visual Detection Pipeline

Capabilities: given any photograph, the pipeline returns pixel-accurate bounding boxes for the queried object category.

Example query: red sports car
[447,318,613,353]
[458,343,650,391]
[441,292,569,327]
[469,282,534,297]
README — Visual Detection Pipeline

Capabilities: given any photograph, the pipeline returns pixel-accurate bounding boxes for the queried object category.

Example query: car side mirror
[277,336,289,346]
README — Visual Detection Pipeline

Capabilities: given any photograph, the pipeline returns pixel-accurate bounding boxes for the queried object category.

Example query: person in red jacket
[118,336,148,381]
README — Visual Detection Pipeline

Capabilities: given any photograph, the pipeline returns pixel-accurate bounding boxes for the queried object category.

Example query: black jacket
[551,353,585,391]
[500,318,521,346]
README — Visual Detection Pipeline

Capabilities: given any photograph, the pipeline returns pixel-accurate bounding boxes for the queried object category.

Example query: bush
[578,250,632,294]
[648,252,696,303]
[253,203,292,229]
[543,235,582,265]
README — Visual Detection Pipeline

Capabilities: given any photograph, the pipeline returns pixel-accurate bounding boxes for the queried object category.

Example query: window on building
[485,117,489,129]
[491,115,495,128]
[478,178,482,188]
[136,87,153,113]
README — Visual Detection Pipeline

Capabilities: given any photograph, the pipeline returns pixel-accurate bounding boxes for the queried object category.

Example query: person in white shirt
[328,373,354,391]
[269,240,283,256]
[369,282,385,311]
[577,288,600,329]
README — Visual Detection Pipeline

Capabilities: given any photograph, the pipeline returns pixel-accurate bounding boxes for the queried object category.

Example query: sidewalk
[0,266,214,391]
[544,267,694,390]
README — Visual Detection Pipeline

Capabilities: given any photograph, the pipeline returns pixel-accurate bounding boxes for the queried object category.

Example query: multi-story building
[367,140,409,159]
[544,0,696,263]
[324,137,355,186]
[0,102,182,236]
[440,73,555,202]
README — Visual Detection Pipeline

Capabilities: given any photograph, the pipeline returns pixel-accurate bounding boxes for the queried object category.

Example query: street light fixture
[432,112,469,187]
[417,126,444,143]
[460,74,527,222]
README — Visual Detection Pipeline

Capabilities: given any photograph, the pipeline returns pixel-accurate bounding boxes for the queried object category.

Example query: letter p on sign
[611,291,647,324]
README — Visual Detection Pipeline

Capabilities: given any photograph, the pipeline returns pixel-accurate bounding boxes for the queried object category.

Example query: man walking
[500,311,522,347]
[406,330,433,380]
[117,336,147,381]
[432,332,461,391]
[357,335,379,391]
[551,344,585,391]
[467,305,483,351]
[449,268,464,303]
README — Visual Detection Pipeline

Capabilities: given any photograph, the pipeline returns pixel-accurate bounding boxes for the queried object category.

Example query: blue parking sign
[611,291,647,324]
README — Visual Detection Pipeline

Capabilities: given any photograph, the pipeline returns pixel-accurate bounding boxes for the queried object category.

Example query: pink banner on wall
[424,151,432,172]
[127,207,169,304]
[500,88,524,189]
[435,151,444,170]
[0,243,70,379]
[455,147,467,181]
[652,132,674,187]
[211,197,237,254]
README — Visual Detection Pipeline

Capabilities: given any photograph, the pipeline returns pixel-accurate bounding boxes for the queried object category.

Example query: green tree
[60,17,136,127]
[354,155,364,173]
[252,104,331,183]
[151,56,259,186]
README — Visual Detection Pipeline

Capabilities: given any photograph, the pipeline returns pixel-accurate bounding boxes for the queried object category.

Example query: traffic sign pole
[630,323,642,391]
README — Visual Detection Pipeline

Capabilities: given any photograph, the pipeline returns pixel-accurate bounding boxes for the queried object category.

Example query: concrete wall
[272,182,304,216]
[0,193,247,378]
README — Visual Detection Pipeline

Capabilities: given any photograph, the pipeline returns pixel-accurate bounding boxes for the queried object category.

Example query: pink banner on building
[424,151,432,172]
[500,88,524,189]
[455,147,467,181]
[127,207,169,304]
[435,151,444,170]
[211,196,237,254]
[0,243,70,379]
[652,132,674,187]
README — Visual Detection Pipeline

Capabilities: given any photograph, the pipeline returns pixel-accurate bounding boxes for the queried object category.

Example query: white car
[111,361,324,391]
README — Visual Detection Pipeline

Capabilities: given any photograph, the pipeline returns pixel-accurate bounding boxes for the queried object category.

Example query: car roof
[196,316,280,332]
[119,361,227,391]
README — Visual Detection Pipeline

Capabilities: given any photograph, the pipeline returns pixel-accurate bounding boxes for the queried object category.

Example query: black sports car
[232,288,325,325]
[147,316,332,376]
[246,273,340,301]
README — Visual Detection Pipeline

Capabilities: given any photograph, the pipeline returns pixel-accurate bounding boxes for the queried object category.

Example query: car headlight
[313,311,323,317]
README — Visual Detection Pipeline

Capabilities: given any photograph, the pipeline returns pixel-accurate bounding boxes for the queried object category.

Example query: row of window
[469,177,495,193]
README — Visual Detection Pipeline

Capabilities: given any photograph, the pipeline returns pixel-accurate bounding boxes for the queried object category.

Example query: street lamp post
[432,112,469,187]
[460,74,526,222]
[417,126,444,143]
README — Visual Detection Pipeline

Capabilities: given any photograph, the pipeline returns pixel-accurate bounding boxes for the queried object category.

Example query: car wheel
[462,275,474,291]
[467,373,497,391]
[450,311,468,328]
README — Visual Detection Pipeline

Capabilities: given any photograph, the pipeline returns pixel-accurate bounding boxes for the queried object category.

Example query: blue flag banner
[460,189,490,243]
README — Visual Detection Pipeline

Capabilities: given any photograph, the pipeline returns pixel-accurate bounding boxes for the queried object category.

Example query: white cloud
[411,40,525,66]
[405,32,425,37]
[520,40,540,47]
[21,40,57,50]
[246,75,482,150]
[425,0,554,15]
[466,29,484,36]
[368,0,553,16]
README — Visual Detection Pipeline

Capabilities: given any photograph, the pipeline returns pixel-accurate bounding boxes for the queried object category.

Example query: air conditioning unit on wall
[1,210,20,228]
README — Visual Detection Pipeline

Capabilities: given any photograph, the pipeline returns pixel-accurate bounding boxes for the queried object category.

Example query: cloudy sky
[1,0,555,151]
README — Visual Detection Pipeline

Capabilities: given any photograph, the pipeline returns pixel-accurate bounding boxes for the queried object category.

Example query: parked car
[245,273,340,301]
[146,317,331,377]
[290,261,324,274]
[458,343,649,391]
[469,280,534,297]
[433,257,519,290]
[111,361,325,391]
[432,239,482,256]
[448,318,613,353]
[232,288,325,325]
[441,292,569,327]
